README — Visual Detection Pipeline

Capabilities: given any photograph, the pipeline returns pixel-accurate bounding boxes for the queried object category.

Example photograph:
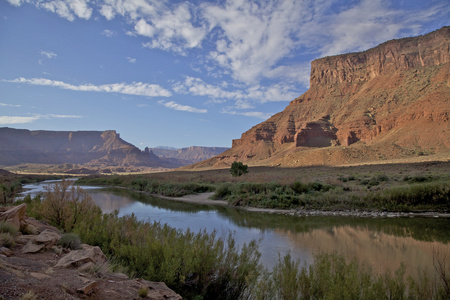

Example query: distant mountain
[188,26,450,169]
[154,146,178,150]
[0,128,176,172]
[0,128,230,173]
[149,146,229,166]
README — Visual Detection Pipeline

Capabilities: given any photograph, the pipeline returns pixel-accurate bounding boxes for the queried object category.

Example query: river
[20,180,450,277]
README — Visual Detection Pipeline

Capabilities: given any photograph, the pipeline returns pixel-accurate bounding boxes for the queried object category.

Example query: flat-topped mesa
[0,128,161,167]
[197,26,450,169]
[310,26,450,87]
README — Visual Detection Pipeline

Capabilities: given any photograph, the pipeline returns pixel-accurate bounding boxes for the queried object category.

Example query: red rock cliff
[192,26,450,168]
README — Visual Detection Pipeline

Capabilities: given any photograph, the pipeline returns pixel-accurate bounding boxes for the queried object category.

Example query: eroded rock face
[194,26,450,168]
[0,203,27,230]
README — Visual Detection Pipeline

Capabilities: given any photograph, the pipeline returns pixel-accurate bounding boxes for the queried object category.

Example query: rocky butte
[0,128,167,170]
[189,26,450,169]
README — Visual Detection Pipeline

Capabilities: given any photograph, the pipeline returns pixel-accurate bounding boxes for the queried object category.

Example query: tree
[230,161,248,177]
[41,179,100,232]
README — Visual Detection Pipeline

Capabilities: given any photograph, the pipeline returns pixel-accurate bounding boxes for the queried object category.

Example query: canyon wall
[0,128,162,167]
[192,27,450,169]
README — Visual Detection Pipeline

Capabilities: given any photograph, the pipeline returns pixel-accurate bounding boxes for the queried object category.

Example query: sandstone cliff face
[193,27,450,169]
[0,128,162,168]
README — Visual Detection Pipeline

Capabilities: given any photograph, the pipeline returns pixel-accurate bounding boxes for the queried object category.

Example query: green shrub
[72,212,262,299]
[212,183,232,199]
[0,232,15,248]
[57,232,82,250]
[0,220,19,235]
[138,286,148,298]
[230,162,248,177]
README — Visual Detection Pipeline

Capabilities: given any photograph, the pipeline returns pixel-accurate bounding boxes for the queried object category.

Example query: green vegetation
[77,163,450,213]
[230,161,249,177]
[24,181,262,299]
[138,286,148,298]
[0,172,63,205]
[24,179,101,232]
[57,232,82,250]
[0,220,19,248]
[17,179,450,299]
[77,175,214,197]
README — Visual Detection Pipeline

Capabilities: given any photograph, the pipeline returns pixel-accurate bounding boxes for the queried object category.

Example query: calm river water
[20,180,450,276]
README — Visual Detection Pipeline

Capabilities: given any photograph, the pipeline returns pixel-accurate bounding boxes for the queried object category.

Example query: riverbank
[73,161,450,215]
[155,191,450,218]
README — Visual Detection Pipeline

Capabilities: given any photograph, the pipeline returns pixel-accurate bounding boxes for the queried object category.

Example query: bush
[73,212,262,299]
[0,220,19,235]
[39,179,102,232]
[0,232,15,248]
[138,286,148,298]
[230,162,248,177]
[57,232,82,250]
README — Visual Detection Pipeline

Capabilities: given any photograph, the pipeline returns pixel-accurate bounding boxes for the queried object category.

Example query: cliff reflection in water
[276,226,449,279]
[88,187,450,274]
[89,189,135,213]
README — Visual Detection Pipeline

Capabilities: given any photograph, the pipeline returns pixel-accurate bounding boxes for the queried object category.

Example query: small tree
[230,161,248,177]
[41,179,100,232]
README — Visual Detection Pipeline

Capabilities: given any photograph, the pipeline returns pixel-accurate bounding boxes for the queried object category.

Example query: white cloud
[222,109,273,120]
[294,0,449,57]
[173,76,243,100]
[173,77,299,104]
[101,29,114,37]
[202,0,308,84]
[6,0,23,7]
[6,0,447,96]
[158,100,207,114]
[0,113,81,125]
[0,102,21,107]
[4,77,172,97]
[41,51,57,59]
[47,114,82,119]
[40,0,92,21]
[0,115,40,124]
[127,57,136,63]
[7,0,92,21]
[100,1,207,55]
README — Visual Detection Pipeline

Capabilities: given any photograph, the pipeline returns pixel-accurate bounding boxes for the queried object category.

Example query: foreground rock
[0,203,27,229]
[0,204,182,300]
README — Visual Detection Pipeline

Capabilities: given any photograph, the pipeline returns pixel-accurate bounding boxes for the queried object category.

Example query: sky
[0,0,448,149]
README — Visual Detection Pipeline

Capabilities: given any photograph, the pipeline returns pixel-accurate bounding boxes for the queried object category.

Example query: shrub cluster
[0,220,19,248]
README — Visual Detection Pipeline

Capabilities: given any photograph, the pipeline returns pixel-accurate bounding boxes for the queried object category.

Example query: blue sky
[1,0,448,149]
